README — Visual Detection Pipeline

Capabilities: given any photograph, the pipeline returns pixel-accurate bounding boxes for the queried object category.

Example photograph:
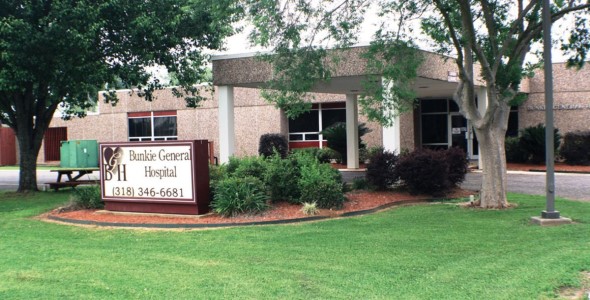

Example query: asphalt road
[461,171,590,201]
[0,170,99,192]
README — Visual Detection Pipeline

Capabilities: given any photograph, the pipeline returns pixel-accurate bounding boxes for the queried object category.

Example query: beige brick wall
[520,63,590,134]
[44,87,352,163]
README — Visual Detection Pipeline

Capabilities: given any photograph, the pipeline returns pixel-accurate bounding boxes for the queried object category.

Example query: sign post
[100,140,210,215]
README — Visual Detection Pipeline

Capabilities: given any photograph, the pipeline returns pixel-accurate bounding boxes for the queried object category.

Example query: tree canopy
[0,0,241,191]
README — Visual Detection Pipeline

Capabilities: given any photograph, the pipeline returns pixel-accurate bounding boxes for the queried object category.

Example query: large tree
[0,0,241,192]
[244,0,590,208]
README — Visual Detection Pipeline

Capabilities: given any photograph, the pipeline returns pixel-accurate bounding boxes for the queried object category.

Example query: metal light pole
[541,0,559,219]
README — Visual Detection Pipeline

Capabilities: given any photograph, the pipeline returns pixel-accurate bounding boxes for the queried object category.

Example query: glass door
[449,113,478,159]
[449,114,468,154]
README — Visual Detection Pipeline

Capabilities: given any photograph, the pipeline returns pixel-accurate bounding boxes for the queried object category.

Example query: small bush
[505,136,529,163]
[363,146,384,163]
[397,149,450,196]
[300,202,319,216]
[225,156,242,174]
[71,185,103,209]
[290,147,339,163]
[229,156,267,181]
[351,177,369,190]
[446,147,468,186]
[366,150,398,190]
[519,124,561,164]
[298,162,344,209]
[264,154,301,203]
[211,176,268,217]
[259,133,289,158]
[209,164,227,185]
[208,164,227,201]
[560,131,590,165]
[321,122,371,164]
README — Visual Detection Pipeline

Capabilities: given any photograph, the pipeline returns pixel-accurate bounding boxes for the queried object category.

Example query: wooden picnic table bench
[46,168,99,191]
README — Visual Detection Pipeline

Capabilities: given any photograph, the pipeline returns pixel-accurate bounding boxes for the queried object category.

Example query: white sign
[100,142,196,203]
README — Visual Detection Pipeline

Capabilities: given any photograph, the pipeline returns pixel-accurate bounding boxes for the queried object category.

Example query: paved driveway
[461,171,590,201]
[0,170,99,191]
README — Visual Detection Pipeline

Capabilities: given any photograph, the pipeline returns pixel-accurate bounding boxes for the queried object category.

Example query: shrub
[368,146,385,156]
[208,164,227,201]
[366,150,398,190]
[259,133,289,158]
[225,156,242,174]
[505,136,529,163]
[300,202,319,216]
[519,124,561,164]
[298,162,344,209]
[397,149,450,196]
[446,147,468,186]
[264,154,301,203]
[560,131,590,165]
[211,176,268,217]
[290,147,339,163]
[320,122,371,164]
[209,164,227,185]
[351,177,369,190]
[71,185,103,209]
[229,156,267,181]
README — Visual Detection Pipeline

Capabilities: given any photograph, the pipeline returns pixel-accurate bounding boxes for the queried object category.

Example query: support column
[218,86,235,164]
[346,94,359,169]
[382,78,401,154]
[476,87,487,169]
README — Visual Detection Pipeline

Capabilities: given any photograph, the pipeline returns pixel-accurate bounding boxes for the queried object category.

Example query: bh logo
[103,147,127,181]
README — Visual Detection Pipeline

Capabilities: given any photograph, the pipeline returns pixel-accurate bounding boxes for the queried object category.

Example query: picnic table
[46,167,100,191]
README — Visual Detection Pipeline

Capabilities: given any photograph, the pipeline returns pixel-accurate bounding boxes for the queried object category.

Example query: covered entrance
[212,47,488,169]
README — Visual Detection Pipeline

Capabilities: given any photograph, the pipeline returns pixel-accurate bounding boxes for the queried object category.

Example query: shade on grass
[0,191,589,299]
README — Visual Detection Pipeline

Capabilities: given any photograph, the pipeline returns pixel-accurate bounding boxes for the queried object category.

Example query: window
[128,111,177,141]
[420,99,451,147]
[288,103,346,143]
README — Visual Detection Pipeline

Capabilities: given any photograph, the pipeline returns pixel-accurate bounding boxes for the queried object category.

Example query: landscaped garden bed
[44,188,474,226]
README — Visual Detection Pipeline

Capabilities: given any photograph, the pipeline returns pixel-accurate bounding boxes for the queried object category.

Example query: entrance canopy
[212,47,482,96]
[211,46,485,168]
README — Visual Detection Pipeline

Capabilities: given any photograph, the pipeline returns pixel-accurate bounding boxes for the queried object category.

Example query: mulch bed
[45,188,475,226]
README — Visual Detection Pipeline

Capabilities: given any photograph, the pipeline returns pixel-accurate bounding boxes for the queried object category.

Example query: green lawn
[1,191,589,299]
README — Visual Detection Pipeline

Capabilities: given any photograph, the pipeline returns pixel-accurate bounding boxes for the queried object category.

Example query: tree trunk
[16,133,43,192]
[475,126,509,208]
[12,90,57,193]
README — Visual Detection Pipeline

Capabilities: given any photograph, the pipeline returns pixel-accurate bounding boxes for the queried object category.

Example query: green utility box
[60,140,99,168]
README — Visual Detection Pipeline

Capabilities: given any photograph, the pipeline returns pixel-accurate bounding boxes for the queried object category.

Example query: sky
[217,5,577,63]
[148,5,579,84]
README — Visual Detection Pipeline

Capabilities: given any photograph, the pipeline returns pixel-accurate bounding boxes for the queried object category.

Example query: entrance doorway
[420,99,478,159]
[450,113,478,159]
